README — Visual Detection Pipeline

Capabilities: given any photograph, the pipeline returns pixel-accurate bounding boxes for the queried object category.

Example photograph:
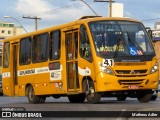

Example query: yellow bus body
[2,16,159,103]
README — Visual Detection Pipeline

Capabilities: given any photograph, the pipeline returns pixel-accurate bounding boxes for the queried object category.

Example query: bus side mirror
[146,27,153,40]
[148,30,153,39]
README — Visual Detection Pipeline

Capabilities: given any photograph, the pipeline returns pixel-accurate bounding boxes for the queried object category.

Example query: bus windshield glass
[89,21,154,58]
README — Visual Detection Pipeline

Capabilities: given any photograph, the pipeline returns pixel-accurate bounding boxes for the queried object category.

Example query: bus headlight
[150,62,158,74]
[100,66,114,75]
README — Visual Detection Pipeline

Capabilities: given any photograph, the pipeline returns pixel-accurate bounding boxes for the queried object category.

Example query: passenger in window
[27,53,31,63]
[113,40,124,51]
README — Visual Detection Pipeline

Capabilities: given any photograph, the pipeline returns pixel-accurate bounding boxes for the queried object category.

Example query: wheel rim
[28,87,34,100]
[88,87,95,97]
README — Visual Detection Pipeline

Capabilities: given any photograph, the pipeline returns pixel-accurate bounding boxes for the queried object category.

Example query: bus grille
[115,70,147,77]
[118,79,144,85]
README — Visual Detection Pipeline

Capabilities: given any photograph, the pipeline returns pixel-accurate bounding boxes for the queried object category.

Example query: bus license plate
[128,85,139,89]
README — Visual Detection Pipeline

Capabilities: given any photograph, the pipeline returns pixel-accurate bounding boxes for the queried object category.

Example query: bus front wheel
[83,79,101,104]
[137,90,152,103]
[27,85,46,104]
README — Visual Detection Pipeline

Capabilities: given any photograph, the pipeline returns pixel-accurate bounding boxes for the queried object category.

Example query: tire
[0,92,3,96]
[27,85,45,104]
[68,94,85,103]
[137,90,152,103]
[39,96,46,103]
[151,95,157,101]
[117,96,126,101]
[83,80,101,104]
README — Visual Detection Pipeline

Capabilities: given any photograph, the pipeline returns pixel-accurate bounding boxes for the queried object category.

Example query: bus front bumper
[96,72,159,92]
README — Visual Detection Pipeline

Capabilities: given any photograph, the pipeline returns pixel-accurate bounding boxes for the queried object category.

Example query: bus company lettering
[36,67,49,73]
[37,68,48,73]
[18,69,35,76]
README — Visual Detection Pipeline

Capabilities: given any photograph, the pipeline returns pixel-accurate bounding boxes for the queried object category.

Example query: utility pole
[94,0,115,17]
[23,16,41,30]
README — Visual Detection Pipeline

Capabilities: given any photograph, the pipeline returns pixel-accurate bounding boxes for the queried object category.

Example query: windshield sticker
[103,59,114,67]
[99,46,124,52]
[137,50,143,55]
[128,46,138,55]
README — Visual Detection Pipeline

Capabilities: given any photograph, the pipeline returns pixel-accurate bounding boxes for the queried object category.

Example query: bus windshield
[89,21,155,58]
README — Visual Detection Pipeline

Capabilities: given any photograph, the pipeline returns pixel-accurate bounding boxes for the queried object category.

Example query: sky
[0,0,160,33]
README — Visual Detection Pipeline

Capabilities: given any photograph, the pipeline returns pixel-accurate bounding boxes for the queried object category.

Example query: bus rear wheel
[27,85,46,104]
[137,90,152,103]
[68,94,85,103]
[83,80,101,104]
[151,95,157,101]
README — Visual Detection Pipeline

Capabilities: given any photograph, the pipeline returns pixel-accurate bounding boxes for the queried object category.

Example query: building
[152,22,160,39]
[0,21,24,73]
[0,21,23,39]
[111,3,124,17]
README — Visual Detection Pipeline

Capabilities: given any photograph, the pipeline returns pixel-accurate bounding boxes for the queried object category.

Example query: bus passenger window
[50,30,61,60]
[20,37,31,65]
[33,33,49,63]
[80,25,92,62]
[3,42,10,68]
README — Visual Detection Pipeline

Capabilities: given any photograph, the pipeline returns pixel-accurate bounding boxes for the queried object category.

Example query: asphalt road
[1,96,160,111]
[0,96,160,120]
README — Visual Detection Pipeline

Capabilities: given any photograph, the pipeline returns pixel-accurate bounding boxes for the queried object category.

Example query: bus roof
[3,16,140,42]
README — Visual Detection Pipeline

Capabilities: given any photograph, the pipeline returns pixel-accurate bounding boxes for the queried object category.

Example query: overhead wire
[7,0,160,30]
[141,18,160,22]
[12,0,95,21]
[3,0,160,23]
[2,0,96,31]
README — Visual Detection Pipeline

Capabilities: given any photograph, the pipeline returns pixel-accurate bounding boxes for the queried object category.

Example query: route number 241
[103,59,114,67]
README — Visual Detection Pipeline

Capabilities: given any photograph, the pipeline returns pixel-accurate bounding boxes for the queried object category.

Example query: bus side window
[80,25,92,62]
[3,42,10,68]
[32,33,49,63]
[20,37,31,65]
[50,30,61,60]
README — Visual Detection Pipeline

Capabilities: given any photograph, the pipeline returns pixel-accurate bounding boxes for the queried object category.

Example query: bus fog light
[153,81,157,84]
[104,82,110,86]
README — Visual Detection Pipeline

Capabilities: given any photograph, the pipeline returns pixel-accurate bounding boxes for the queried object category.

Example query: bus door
[12,43,19,95]
[65,30,80,92]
